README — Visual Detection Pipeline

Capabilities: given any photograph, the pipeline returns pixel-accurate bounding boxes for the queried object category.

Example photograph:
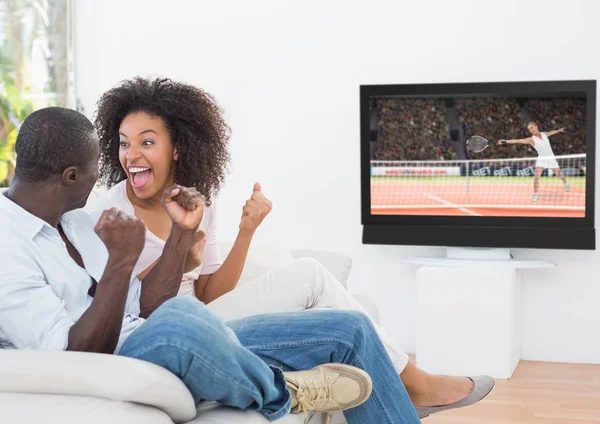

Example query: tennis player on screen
[498,121,570,202]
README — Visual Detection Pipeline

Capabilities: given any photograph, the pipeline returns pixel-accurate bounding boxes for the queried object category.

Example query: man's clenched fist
[162,184,205,231]
[94,208,146,266]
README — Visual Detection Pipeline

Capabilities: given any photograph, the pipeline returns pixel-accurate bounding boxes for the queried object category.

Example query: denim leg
[227,309,421,424]
[118,297,291,421]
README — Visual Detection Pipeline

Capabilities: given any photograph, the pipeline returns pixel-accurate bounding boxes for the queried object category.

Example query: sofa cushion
[218,240,295,285]
[191,401,320,423]
[0,350,196,423]
[0,393,174,424]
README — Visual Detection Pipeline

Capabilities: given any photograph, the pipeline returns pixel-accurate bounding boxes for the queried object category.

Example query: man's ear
[62,166,78,186]
[173,148,178,161]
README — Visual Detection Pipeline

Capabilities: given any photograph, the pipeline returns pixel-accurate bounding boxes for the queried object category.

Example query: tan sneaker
[284,364,372,419]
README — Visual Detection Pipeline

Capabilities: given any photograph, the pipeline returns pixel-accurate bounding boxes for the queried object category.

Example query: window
[0,0,74,186]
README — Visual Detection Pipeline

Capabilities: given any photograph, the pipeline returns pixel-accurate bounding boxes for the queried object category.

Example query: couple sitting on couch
[0,77,494,423]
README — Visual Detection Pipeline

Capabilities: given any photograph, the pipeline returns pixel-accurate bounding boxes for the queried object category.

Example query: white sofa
[0,238,380,424]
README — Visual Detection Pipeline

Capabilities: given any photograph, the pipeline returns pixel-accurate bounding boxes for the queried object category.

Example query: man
[0,107,421,423]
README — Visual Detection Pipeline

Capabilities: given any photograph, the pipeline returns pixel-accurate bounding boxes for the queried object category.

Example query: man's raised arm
[138,185,206,318]
[67,208,146,353]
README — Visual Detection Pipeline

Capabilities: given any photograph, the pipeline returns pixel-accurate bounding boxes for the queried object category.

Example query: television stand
[405,247,555,379]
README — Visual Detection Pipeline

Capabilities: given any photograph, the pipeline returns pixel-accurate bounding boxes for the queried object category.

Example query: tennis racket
[465,135,489,153]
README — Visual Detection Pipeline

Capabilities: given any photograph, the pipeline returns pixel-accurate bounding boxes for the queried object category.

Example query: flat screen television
[360,80,596,250]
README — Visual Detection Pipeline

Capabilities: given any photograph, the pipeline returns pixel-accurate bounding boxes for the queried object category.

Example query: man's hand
[239,182,272,236]
[70,209,146,353]
[558,127,565,133]
[162,184,205,231]
[94,208,146,267]
[184,230,206,273]
[139,187,204,317]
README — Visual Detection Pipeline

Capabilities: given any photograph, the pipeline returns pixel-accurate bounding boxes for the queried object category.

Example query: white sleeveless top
[89,180,223,297]
[532,133,556,159]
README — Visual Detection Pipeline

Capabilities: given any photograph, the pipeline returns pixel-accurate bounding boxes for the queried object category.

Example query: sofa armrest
[0,350,196,423]
[290,249,353,288]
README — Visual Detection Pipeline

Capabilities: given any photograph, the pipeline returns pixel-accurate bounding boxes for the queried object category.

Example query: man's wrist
[170,224,196,235]
[106,254,137,274]
[168,225,196,248]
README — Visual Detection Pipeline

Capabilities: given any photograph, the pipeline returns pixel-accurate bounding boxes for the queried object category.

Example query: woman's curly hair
[94,77,230,205]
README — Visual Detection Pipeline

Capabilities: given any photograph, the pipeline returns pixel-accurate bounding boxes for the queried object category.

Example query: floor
[423,360,600,423]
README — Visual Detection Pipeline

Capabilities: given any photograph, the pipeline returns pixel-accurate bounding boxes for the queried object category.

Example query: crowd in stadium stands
[374,98,451,161]
[374,96,587,163]
[455,97,526,160]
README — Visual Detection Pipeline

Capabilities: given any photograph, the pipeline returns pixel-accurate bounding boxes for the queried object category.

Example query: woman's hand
[239,182,272,236]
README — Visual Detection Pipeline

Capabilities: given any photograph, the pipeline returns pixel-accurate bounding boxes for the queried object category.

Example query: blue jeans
[119,297,420,423]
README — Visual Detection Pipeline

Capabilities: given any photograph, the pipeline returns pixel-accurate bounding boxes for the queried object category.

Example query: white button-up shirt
[0,191,143,352]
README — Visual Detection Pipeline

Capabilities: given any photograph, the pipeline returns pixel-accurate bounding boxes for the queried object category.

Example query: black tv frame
[361,80,596,250]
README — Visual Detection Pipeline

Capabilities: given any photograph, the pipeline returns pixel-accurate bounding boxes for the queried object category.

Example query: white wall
[75,0,600,364]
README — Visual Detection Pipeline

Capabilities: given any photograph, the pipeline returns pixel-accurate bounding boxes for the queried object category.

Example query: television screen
[369,94,587,218]
[361,80,596,250]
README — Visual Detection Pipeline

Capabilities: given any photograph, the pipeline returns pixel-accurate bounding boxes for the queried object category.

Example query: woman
[91,77,494,418]
[498,122,569,202]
